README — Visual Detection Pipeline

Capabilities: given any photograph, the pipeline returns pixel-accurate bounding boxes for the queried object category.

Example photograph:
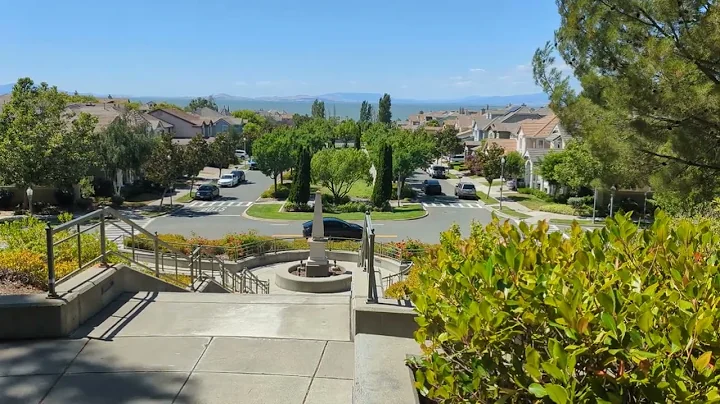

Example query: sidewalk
[448,169,594,225]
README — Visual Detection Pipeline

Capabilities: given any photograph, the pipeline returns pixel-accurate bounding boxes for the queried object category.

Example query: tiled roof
[487,139,517,153]
[525,148,551,163]
[152,108,211,126]
[519,114,559,138]
[66,103,121,130]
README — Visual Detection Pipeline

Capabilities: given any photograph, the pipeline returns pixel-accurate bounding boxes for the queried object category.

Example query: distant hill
[0,83,14,94]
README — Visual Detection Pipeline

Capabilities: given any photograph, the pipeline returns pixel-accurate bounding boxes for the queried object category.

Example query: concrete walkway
[0,292,353,404]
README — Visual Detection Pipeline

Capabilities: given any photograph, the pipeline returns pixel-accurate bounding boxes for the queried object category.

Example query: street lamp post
[243,137,247,154]
[397,174,402,207]
[26,187,34,216]
[610,185,617,217]
[499,156,506,210]
[167,154,173,206]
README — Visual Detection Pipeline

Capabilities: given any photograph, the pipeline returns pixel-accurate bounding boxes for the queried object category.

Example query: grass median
[494,206,531,219]
[246,203,426,221]
[476,191,499,205]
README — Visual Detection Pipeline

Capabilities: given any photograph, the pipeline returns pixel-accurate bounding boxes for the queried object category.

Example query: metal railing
[381,261,414,296]
[359,212,379,303]
[45,207,261,297]
[236,268,270,294]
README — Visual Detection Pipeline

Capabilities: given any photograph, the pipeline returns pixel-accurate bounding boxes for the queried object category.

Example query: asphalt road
[145,169,497,243]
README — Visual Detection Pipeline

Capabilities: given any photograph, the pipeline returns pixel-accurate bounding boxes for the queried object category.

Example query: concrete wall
[0,265,186,340]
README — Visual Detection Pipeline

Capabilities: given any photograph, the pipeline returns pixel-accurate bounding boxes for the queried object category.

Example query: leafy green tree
[503,151,525,181]
[472,143,505,195]
[359,101,374,123]
[97,113,157,195]
[389,128,436,190]
[371,142,393,208]
[231,109,272,155]
[292,113,312,128]
[182,135,210,196]
[434,126,461,158]
[144,133,182,206]
[538,151,566,196]
[186,96,218,112]
[311,99,326,119]
[426,119,440,127]
[334,119,360,147]
[378,93,392,124]
[0,78,99,202]
[534,0,720,214]
[210,133,236,176]
[151,101,185,111]
[311,148,370,202]
[296,118,334,153]
[288,147,312,204]
[253,129,295,192]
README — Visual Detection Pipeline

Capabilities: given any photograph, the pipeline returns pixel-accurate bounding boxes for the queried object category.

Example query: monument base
[306,240,330,277]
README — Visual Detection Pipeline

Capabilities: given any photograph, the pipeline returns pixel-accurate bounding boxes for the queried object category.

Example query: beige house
[515,114,565,193]
[148,108,214,139]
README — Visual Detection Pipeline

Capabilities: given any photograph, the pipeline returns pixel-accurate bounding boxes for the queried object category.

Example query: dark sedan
[302,218,363,240]
[423,179,443,196]
[195,184,220,200]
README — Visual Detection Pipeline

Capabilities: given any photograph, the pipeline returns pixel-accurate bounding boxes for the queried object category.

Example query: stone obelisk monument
[305,192,330,277]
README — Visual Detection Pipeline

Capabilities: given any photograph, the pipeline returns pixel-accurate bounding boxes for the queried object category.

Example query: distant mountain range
[0,83,547,106]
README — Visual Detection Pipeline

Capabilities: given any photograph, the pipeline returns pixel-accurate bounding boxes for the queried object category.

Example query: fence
[45,207,268,297]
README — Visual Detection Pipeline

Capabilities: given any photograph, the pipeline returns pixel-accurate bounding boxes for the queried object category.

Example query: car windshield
[198,185,213,191]
[432,166,444,171]
[427,180,440,185]
[221,174,233,179]
[462,184,475,190]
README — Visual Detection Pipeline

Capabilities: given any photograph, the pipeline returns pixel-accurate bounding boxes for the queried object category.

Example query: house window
[538,139,544,148]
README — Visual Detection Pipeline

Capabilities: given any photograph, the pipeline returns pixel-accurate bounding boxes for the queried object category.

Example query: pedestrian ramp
[422,202,484,209]
[187,201,254,208]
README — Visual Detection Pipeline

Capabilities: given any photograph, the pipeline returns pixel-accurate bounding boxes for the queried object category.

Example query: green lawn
[476,191,499,205]
[495,206,531,219]
[317,181,373,199]
[550,218,604,226]
[507,194,574,215]
[246,203,426,221]
[176,192,194,203]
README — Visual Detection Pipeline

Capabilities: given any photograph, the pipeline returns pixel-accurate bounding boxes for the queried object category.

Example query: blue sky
[0,0,567,99]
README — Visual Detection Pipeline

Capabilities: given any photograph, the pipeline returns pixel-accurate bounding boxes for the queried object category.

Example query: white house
[515,114,570,193]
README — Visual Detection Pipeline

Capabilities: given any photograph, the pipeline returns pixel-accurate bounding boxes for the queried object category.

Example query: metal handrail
[381,262,414,292]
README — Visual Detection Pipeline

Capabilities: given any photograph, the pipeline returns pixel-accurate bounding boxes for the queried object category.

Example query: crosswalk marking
[104,219,153,248]
[187,201,253,208]
[422,202,484,209]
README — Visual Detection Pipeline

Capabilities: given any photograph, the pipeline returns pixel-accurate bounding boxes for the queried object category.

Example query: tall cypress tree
[288,148,311,205]
[382,144,393,201]
[378,94,392,124]
[371,143,386,208]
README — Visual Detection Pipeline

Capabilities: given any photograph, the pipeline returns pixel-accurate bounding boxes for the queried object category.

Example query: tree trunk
[189,178,195,198]
[280,171,284,183]
[218,167,223,177]
[487,180,493,198]
[159,187,167,207]
[273,175,278,193]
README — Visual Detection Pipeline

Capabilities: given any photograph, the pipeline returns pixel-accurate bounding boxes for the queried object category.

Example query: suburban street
[145,169,496,243]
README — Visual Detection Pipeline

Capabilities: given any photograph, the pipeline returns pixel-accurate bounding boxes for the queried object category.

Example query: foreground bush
[260,183,291,199]
[410,212,720,402]
[0,216,119,289]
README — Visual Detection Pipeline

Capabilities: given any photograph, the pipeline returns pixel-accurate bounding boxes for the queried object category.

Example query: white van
[235,149,248,159]
[450,154,465,164]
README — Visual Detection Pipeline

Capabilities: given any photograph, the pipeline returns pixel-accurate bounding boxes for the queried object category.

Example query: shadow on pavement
[1,292,193,404]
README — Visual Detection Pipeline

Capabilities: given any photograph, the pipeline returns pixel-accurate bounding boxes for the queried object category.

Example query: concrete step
[353,333,421,404]
[119,291,350,305]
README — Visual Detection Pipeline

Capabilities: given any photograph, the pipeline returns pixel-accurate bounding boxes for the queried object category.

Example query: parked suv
[195,184,220,200]
[454,182,477,199]
[427,165,446,179]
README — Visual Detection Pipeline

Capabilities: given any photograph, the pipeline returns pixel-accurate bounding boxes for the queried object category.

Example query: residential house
[148,108,214,139]
[195,107,246,136]
[515,114,564,193]
[472,105,549,141]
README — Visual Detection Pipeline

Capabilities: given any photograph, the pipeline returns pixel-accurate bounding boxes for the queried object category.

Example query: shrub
[391,184,417,199]
[260,183,291,199]
[110,194,125,207]
[331,202,368,213]
[410,213,720,402]
[285,202,312,212]
[538,203,576,215]
[0,189,14,210]
[93,177,114,198]
[321,193,350,206]
[518,187,555,202]
[54,187,75,206]
[0,250,47,288]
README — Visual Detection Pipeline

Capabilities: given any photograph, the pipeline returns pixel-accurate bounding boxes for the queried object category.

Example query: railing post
[367,231,378,303]
[154,231,160,277]
[221,262,226,289]
[76,223,82,270]
[46,225,59,298]
[99,210,107,266]
[131,226,136,262]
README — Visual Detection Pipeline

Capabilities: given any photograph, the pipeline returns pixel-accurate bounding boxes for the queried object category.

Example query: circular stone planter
[274,264,353,293]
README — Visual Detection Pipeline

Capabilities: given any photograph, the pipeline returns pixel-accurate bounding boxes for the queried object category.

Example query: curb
[242,203,430,222]
[139,204,185,219]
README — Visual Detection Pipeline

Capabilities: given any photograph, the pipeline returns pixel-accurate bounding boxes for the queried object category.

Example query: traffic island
[245,203,427,221]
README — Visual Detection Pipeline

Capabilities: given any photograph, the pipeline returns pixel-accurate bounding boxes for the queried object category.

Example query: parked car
[449,154,465,164]
[423,179,443,196]
[427,165,447,179]
[195,184,220,200]
[302,218,363,240]
[454,182,477,199]
[235,149,248,159]
[218,173,238,187]
[248,160,258,170]
[231,170,246,183]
